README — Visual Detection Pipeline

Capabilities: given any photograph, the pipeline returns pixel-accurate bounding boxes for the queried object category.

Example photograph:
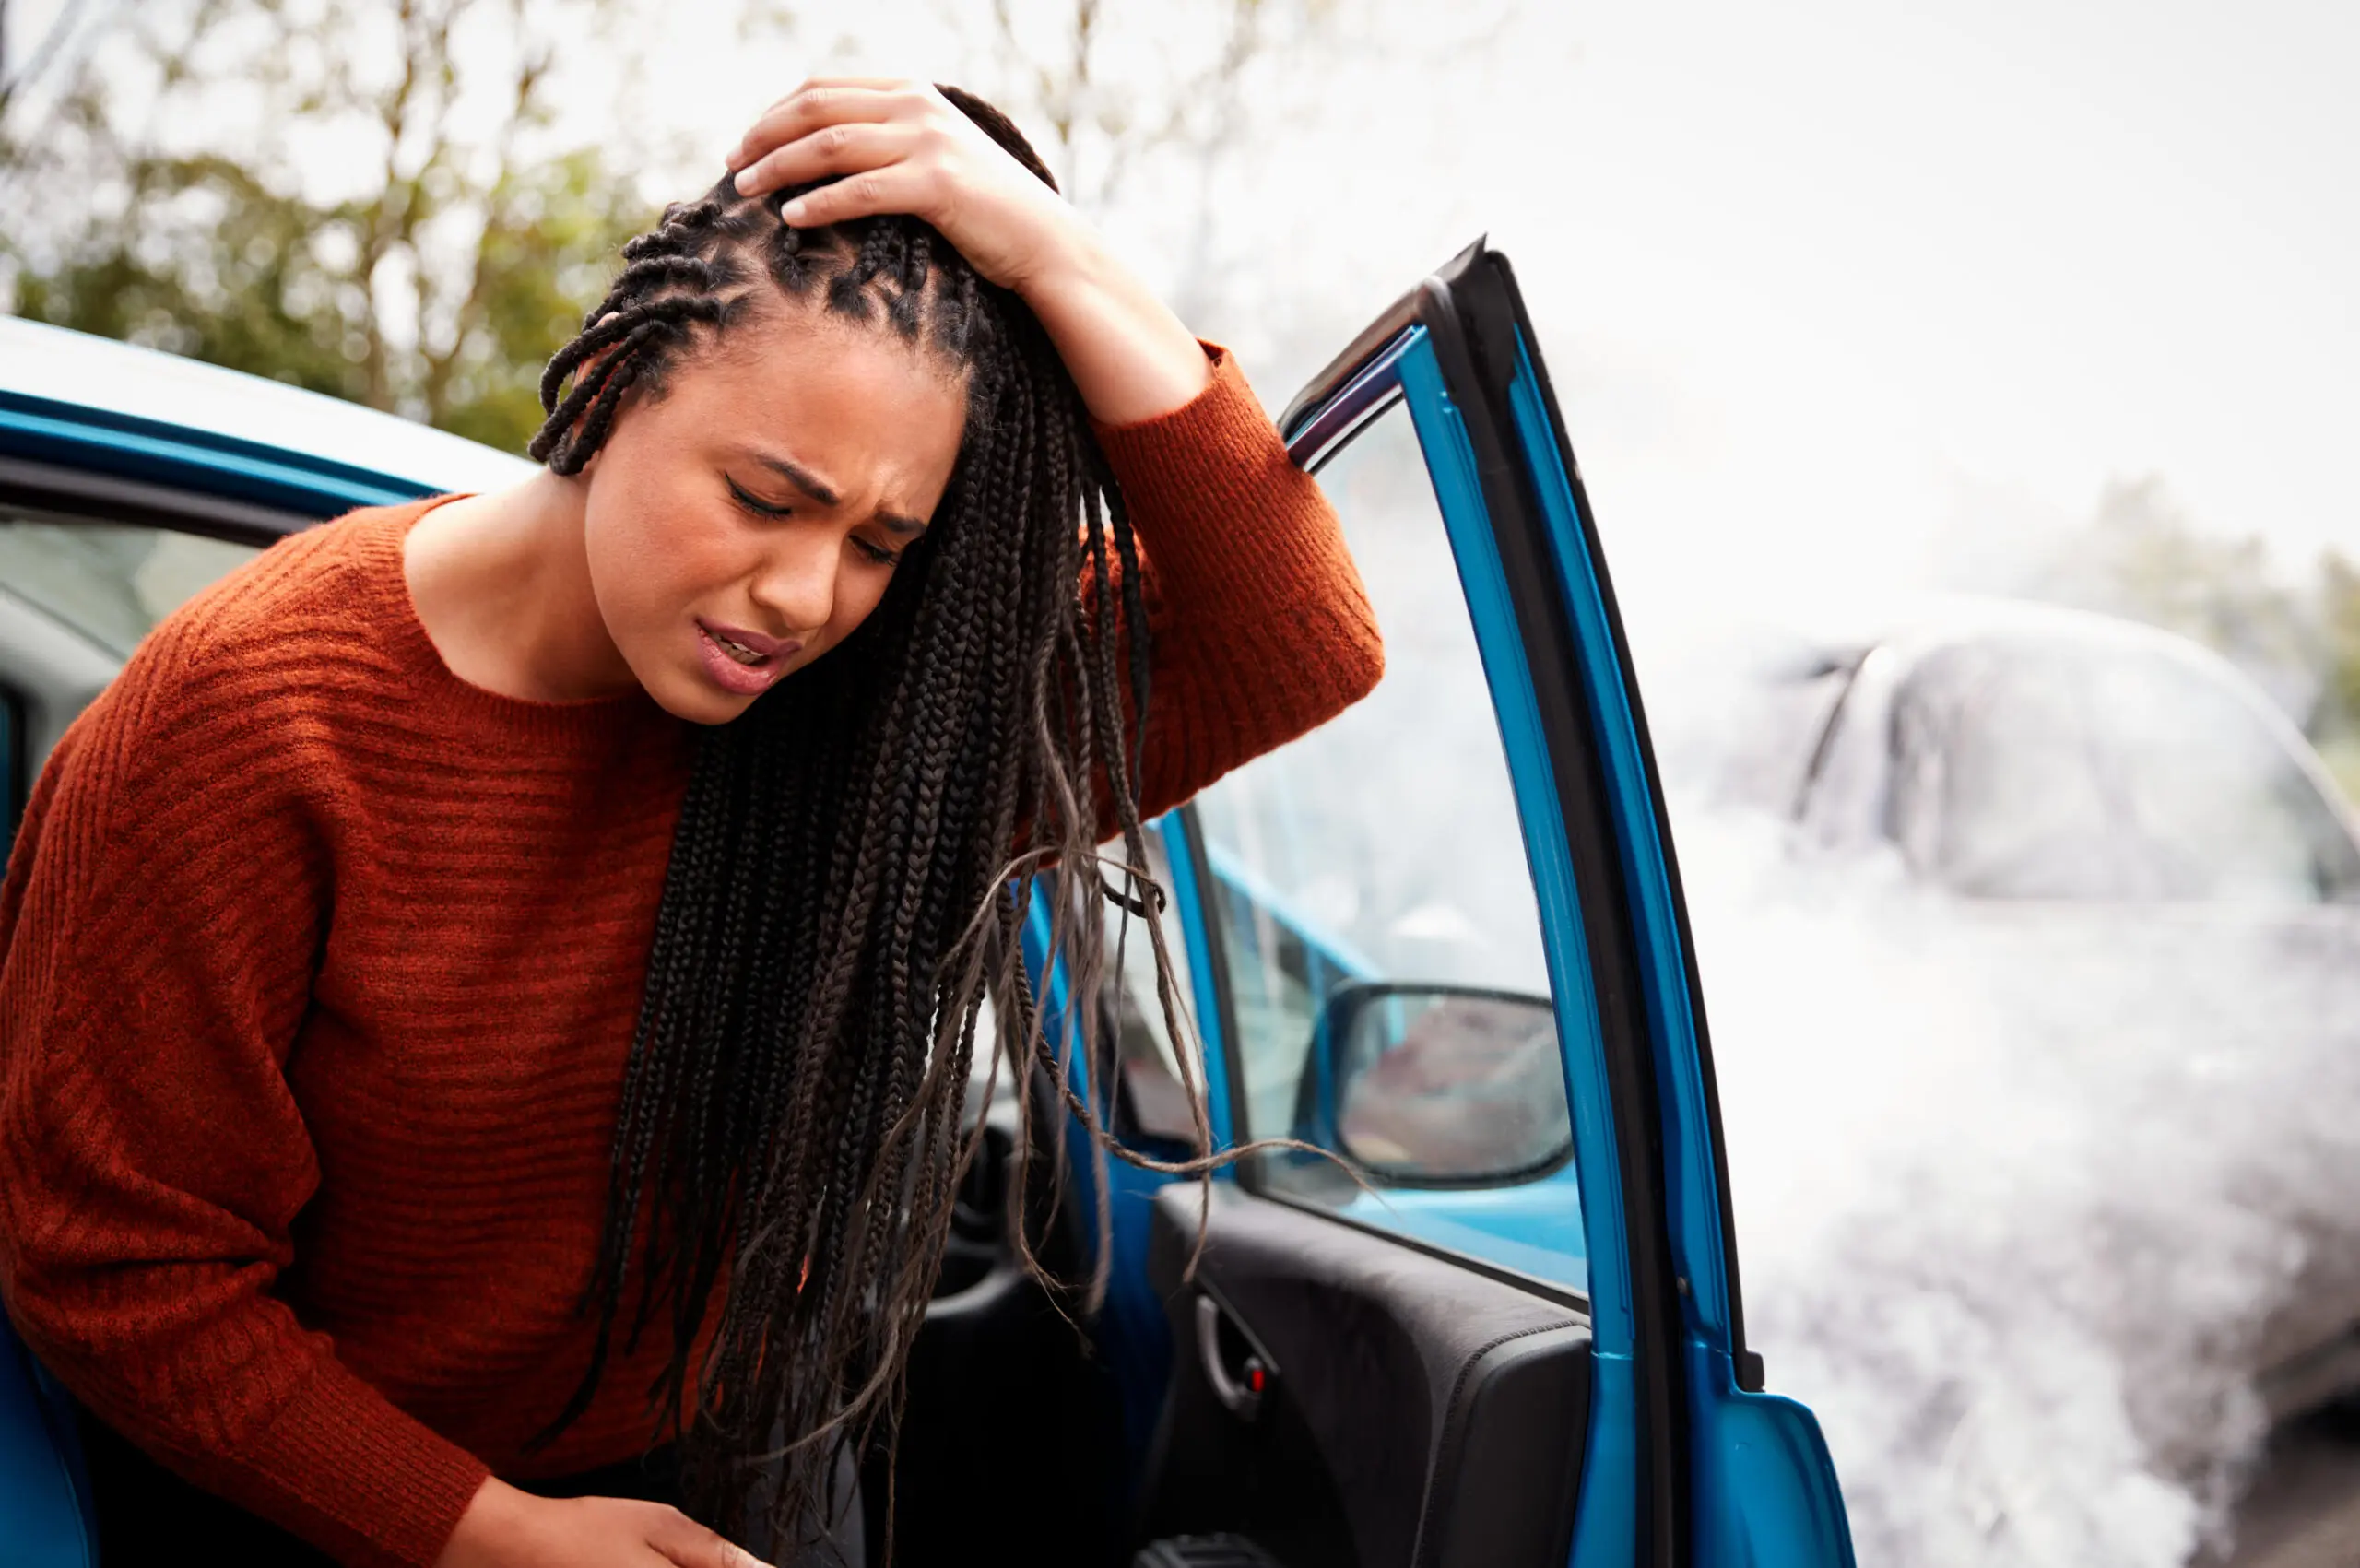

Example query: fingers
[731,121,919,202]
[772,163,942,230]
[644,1506,773,1568]
[730,81,917,178]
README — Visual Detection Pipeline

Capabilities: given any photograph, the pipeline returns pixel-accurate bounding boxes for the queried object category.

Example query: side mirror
[1310,982,1571,1186]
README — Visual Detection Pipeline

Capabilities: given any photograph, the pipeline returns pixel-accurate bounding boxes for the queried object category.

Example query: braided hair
[525,88,1213,1551]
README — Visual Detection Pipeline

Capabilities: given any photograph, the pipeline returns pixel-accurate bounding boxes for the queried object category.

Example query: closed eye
[852,536,903,567]
[726,474,793,517]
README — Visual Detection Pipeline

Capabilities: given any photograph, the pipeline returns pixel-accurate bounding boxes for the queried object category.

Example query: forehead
[657,295,971,487]
[706,291,967,406]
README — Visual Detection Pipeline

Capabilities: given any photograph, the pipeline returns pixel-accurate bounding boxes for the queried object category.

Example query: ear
[550,312,630,472]
[576,311,627,383]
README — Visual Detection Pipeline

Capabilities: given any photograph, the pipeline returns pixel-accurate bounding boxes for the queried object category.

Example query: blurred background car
[1721,598,2360,1430]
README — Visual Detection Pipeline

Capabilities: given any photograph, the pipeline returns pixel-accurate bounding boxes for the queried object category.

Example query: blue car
[0,242,1855,1567]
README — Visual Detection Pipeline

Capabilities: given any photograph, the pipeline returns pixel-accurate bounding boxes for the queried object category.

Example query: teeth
[711,629,765,666]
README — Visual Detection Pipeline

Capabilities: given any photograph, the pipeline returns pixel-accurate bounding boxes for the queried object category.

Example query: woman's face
[579,299,969,725]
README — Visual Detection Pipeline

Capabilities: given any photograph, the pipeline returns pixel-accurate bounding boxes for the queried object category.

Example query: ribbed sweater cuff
[218,1362,492,1568]
[1090,342,1316,591]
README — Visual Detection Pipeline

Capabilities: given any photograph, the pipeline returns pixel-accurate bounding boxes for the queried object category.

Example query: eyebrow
[756,454,929,538]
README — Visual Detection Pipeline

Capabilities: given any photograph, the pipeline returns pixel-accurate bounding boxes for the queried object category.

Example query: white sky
[8,0,2355,654]
[1479,1,2360,650]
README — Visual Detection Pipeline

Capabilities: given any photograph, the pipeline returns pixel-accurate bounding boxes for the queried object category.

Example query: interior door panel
[1138,1185,1589,1568]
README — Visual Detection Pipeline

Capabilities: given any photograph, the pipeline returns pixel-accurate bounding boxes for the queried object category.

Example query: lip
[701,619,793,658]
[693,619,802,698]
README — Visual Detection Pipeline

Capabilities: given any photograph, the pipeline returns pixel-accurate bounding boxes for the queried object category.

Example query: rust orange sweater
[0,346,1381,1568]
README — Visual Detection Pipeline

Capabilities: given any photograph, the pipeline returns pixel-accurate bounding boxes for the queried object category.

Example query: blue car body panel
[0,1330,92,1568]
[0,388,431,516]
[1391,327,1646,1564]
[1501,336,1854,1566]
[0,316,534,519]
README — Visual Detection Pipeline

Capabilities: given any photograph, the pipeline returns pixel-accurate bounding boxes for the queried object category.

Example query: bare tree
[0,0,702,449]
[0,0,97,121]
[914,0,1526,355]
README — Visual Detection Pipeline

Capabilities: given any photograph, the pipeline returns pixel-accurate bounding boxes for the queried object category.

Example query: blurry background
[6,2,2357,1564]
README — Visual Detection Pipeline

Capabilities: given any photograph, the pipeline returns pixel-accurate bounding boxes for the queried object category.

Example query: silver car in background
[1732,597,2360,1432]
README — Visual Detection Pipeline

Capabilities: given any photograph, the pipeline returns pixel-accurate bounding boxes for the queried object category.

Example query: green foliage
[14,154,372,402]
[2,0,656,454]
[2319,554,2360,725]
[419,150,655,452]
[2047,477,2319,690]
[2037,476,2360,807]
[2312,552,2360,802]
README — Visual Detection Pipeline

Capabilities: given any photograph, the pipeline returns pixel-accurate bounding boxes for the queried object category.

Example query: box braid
[522,88,1222,1553]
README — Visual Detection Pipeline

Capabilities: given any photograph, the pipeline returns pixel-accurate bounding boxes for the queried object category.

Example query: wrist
[1016,230,1210,426]
[1008,212,1119,309]
[434,1477,534,1568]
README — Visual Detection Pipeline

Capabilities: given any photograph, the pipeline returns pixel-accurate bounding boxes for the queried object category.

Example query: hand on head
[726,77,1080,293]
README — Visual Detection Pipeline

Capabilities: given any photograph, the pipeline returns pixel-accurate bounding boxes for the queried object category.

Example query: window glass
[1891,635,2360,903]
[1014,824,1207,1147]
[0,517,258,659]
[0,514,262,863]
[1,690,19,843]
[1188,404,1585,1291]
[1103,824,1205,1145]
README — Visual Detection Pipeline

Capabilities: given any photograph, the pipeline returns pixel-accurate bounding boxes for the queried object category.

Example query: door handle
[1195,1291,1275,1422]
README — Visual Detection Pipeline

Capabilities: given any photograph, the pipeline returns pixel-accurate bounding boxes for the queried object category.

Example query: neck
[403,468,643,703]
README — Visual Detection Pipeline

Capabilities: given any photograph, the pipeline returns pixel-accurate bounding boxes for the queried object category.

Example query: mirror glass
[1329,984,1571,1184]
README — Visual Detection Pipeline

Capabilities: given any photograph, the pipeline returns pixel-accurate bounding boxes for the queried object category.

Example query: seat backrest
[0,1308,97,1567]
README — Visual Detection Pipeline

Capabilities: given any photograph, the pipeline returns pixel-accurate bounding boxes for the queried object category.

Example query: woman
[0,81,1381,1568]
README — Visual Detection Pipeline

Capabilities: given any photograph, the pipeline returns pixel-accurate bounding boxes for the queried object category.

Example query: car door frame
[1193,237,1855,1566]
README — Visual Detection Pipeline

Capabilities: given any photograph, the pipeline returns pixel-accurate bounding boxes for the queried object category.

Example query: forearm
[1084,347,1386,831]
[7,1273,490,1567]
[1014,229,1211,428]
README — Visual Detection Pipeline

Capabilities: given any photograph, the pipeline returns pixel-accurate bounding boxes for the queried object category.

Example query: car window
[1890,635,2360,903]
[1187,403,1585,1291]
[1100,823,1206,1146]
[0,516,259,660]
[0,513,263,862]
[1,688,21,842]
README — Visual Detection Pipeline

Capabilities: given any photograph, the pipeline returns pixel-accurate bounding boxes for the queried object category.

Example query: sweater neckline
[357,495,676,749]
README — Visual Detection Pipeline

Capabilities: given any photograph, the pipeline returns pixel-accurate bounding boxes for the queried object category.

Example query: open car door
[1106,241,1855,1568]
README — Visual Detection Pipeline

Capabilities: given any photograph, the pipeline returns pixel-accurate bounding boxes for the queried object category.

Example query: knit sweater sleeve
[1089,341,1386,833]
[0,608,490,1567]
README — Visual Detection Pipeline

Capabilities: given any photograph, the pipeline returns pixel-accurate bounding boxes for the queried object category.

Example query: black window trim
[0,454,314,549]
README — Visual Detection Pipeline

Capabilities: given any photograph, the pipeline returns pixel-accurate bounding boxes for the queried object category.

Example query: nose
[748,529,837,638]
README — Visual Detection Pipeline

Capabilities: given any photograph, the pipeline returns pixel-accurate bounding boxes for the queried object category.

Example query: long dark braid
[525,88,1220,1552]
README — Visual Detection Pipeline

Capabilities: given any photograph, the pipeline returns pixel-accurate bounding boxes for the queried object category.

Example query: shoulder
[171,501,427,680]
[52,501,441,808]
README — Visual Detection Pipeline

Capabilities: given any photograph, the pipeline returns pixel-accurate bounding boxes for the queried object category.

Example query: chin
[671,690,758,727]
[641,670,756,727]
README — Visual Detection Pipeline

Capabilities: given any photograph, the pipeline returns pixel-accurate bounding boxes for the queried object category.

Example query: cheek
[819,563,898,651]
[581,465,742,649]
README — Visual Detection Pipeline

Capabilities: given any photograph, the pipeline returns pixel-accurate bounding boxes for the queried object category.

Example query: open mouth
[693,619,797,698]
[705,627,770,666]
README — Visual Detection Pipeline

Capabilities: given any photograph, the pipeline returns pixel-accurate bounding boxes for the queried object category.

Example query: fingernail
[779,197,807,222]
[733,169,753,196]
